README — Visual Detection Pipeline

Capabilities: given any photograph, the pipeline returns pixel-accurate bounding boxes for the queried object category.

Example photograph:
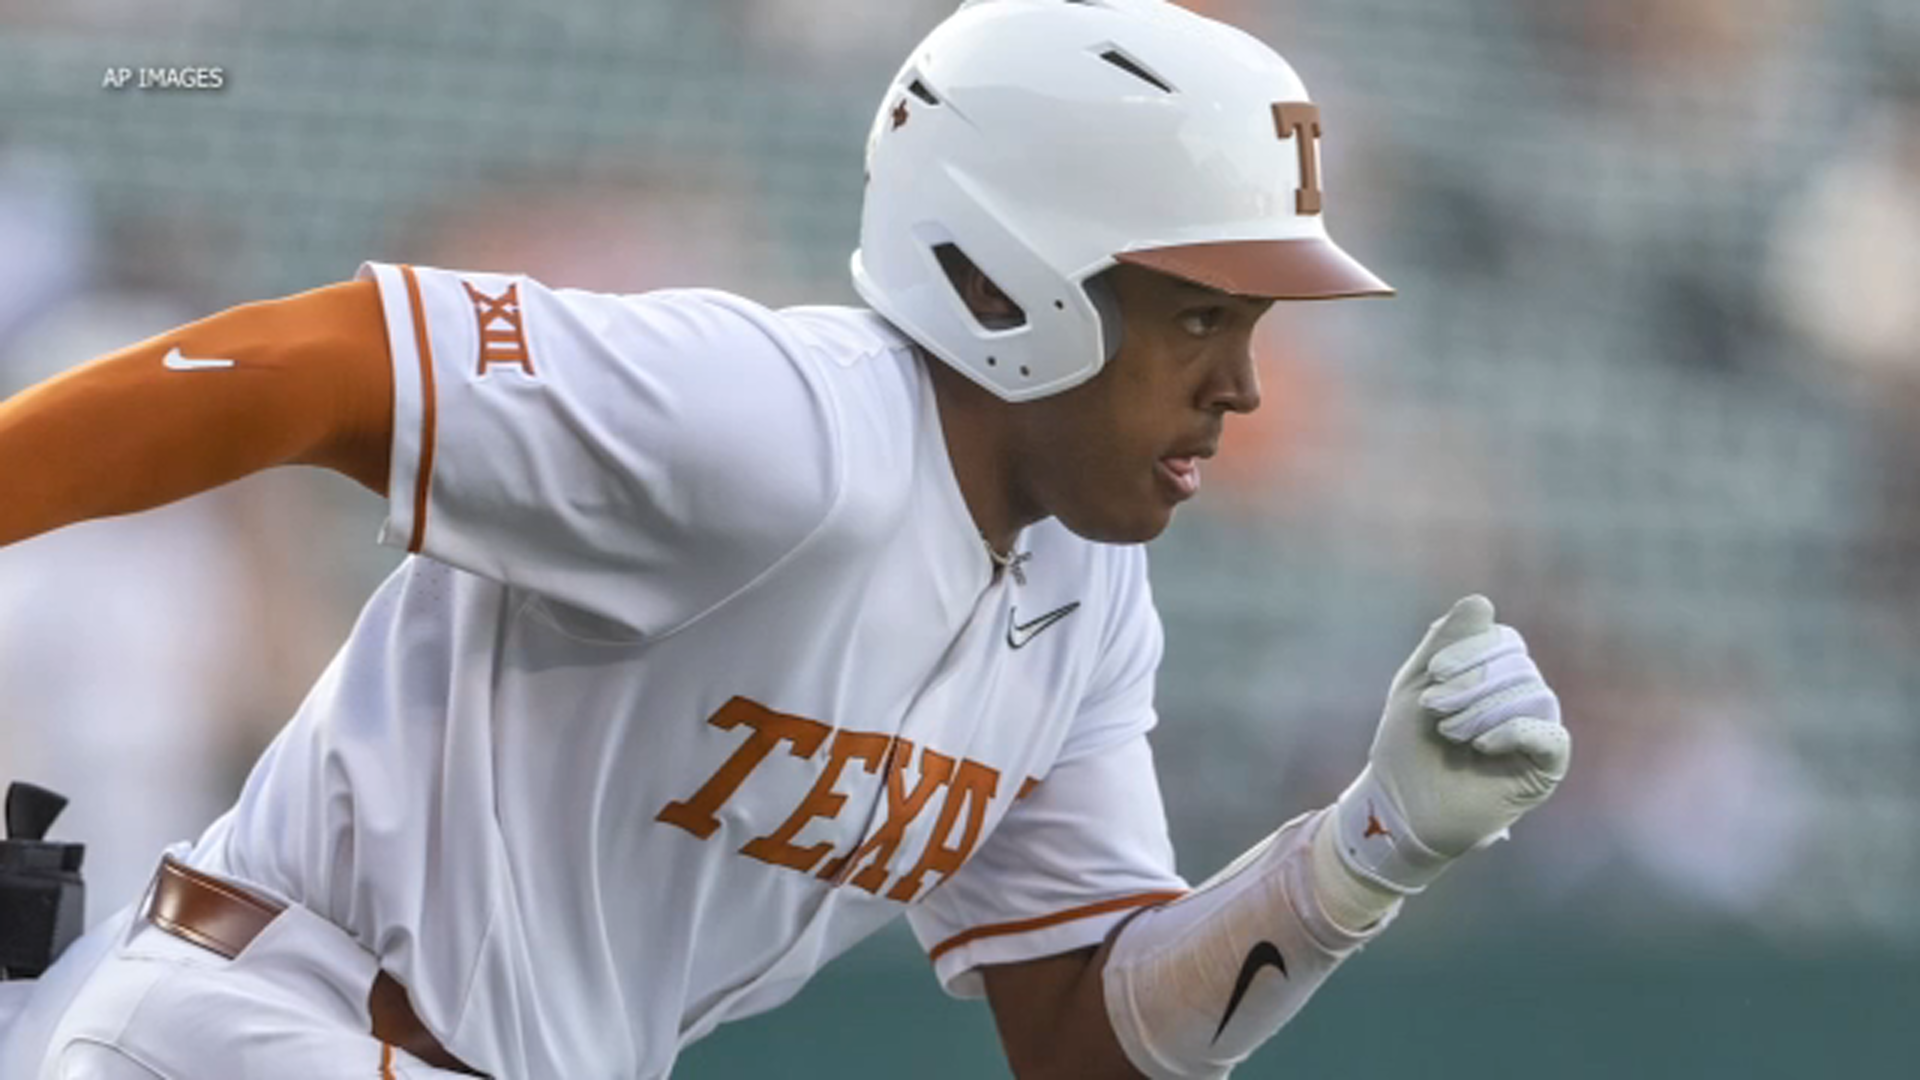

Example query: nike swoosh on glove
[1331,594,1571,894]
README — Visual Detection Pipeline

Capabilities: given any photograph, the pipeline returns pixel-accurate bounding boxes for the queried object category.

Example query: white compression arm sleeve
[1101,809,1394,1080]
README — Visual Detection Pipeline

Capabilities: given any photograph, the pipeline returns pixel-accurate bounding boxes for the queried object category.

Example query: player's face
[1015,265,1270,543]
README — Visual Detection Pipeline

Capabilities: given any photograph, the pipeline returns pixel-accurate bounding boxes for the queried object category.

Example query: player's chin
[1056,491,1178,545]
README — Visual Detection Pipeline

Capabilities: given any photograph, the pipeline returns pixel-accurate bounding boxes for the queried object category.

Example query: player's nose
[1203,347,1262,415]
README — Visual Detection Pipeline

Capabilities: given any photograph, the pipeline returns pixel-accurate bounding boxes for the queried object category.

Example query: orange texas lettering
[657,696,1024,902]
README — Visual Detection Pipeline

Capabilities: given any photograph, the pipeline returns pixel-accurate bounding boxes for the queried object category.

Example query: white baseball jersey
[189,264,1189,1079]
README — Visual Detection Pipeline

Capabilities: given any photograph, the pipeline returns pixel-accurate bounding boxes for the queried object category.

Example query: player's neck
[924,352,1041,558]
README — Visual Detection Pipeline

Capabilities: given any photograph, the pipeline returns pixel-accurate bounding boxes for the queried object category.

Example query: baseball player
[0,1,1571,1078]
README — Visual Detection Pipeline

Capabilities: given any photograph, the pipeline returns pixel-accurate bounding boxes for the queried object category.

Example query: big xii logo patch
[464,281,534,376]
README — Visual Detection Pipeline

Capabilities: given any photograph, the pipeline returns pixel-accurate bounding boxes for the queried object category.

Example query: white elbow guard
[1101,810,1390,1080]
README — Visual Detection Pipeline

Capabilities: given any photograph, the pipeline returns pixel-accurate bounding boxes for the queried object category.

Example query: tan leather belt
[145,856,487,1077]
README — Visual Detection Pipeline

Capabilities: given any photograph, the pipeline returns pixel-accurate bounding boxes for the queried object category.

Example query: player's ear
[963,269,1020,324]
[933,244,1026,330]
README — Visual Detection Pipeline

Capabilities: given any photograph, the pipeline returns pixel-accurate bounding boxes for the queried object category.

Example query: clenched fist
[1331,595,1571,894]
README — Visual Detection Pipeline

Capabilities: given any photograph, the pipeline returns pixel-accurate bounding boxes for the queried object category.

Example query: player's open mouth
[1156,456,1201,501]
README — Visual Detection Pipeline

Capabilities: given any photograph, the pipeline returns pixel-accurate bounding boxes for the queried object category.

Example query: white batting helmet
[851,0,1393,402]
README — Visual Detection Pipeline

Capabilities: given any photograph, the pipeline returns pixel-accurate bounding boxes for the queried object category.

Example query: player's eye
[1178,306,1228,338]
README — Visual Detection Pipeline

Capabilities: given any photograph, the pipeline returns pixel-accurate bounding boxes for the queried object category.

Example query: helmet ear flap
[1084,271,1124,363]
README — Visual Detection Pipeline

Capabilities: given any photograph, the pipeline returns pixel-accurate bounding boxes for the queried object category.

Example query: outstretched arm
[0,279,392,549]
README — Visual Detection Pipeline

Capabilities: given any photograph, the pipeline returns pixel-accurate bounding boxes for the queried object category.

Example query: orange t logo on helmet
[1272,103,1323,215]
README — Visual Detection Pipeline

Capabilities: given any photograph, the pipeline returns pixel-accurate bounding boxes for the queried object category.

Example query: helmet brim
[1115,237,1394,301]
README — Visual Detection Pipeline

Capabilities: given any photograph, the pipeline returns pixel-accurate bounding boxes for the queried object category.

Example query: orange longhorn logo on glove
[1363,801,1392,840]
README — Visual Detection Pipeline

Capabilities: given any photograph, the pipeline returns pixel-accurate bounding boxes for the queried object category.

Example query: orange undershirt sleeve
[0,279,394,549]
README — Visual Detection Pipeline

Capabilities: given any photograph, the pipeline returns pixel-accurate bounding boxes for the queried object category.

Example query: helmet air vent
[907,78,940,106]
[1097,47,1174,94]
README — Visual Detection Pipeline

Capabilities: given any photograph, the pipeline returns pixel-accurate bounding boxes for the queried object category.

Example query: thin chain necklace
[981,534,1030,586]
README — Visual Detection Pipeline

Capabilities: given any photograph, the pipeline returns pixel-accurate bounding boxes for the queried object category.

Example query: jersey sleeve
[358,263,841,636]
[905,734,1190,998]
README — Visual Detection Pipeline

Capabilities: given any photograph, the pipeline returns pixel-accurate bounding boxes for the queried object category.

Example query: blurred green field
[682,924,1918,1078]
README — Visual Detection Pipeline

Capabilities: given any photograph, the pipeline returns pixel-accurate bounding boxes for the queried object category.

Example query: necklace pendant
[980,533,1031,586]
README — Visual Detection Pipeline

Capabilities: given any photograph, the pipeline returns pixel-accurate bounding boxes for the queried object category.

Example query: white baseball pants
[0,855,472,1079]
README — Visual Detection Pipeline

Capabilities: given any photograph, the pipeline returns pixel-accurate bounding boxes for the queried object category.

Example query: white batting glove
[1329,594,1571,895]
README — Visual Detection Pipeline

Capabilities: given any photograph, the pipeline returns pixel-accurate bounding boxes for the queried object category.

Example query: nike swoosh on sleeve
[162,346,236,370]
[1212,940,1288,1043]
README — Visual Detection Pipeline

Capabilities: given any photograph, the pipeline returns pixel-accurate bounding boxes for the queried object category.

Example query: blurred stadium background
[1,0,1916,1075]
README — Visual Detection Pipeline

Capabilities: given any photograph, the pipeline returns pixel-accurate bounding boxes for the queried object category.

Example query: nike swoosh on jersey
[1212,940,1288,1043]
[163,346,235,371]
[1006,602,1080,649]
